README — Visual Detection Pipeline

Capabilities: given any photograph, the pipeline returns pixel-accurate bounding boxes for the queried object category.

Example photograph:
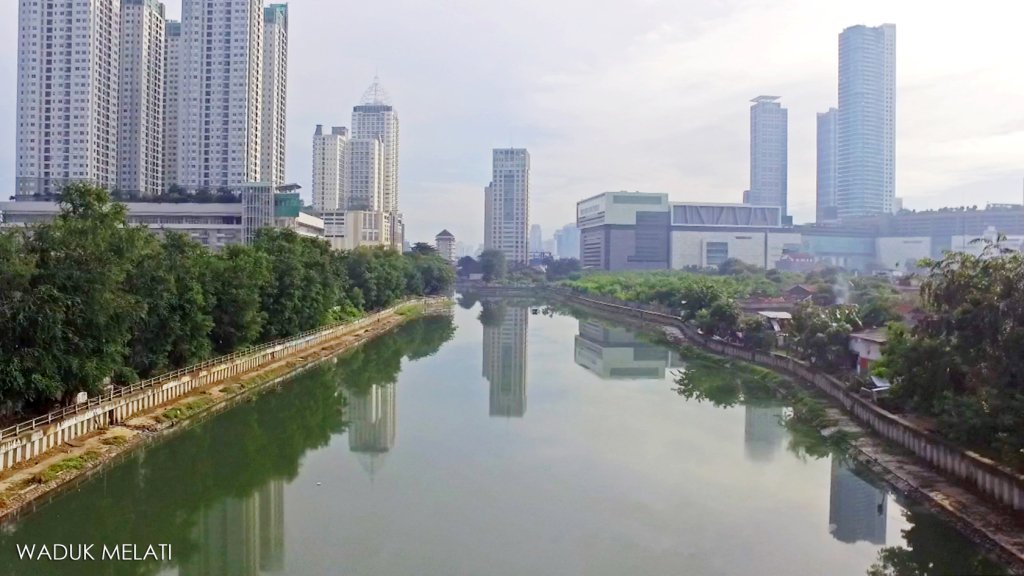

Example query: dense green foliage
[873,244,1024,465]
[563,270,780,311]
[0,185,454,414]
[478,249,507,282]
[788,303,863,373]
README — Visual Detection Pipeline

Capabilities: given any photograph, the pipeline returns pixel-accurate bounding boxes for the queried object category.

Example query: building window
[706,242,729,267]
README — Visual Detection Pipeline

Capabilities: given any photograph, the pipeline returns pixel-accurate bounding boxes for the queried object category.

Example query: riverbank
[547,288,1024,573]
[0,299,451,524]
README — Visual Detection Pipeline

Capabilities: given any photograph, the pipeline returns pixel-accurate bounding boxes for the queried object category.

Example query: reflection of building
[743,405,787,462]
[344,384,397,477]
[573,320,681,380]
[483,307,528,417]
[829,459,887,545]
[181,479,285,576]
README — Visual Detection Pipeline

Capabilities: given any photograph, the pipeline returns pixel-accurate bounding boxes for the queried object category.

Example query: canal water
[0,300,1006,575]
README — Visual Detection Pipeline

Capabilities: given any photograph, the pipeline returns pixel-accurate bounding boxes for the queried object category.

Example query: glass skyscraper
[836,24,896,219]
[749,96,788,219]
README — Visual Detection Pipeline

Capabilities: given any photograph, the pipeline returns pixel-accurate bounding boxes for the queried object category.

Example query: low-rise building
[849,329,888,375]
[435,229,456,263]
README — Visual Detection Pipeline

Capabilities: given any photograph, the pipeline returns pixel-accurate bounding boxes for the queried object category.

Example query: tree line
[0,184,454,415]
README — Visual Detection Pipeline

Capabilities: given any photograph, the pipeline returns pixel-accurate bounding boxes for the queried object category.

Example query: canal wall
[550,288,1024,514]
[0,299,445,473]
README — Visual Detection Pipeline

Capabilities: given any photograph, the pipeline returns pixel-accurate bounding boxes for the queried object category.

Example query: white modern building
[177,0,264,190]
[260,4,288,188]
[321,210,395,252]
[816,107,838,223]
[164,20,183,189]
[118,0,167,197]
[484,148,531,264]
[346,138,384,211]
[16,0,124,196]
[435,229,456,263]
[1,200,244,250]
[311,125,348,212]
[837,23,896,218]
[749,96,788,219]
[351,78,400,214]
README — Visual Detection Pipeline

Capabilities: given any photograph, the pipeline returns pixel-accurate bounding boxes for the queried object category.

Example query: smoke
[833,274,850,305]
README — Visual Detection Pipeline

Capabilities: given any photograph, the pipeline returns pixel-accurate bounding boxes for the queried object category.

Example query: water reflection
[181,480,285,576]
[481,302,528,418]
[743,405,787,462]
[343,384,397,478]
[830,459,887,545]
[573,319,684,380]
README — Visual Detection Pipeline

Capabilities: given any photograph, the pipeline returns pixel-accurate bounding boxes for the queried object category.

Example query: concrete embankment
[545,288,1024,573]
[0,298,451,522]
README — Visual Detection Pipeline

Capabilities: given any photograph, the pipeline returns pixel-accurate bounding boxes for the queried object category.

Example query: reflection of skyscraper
[829,459,887,545]
[258,480,285,572]
[181,478,285,576]
[344,383,397,477]
[482,307,528,417]
[743,405,787,462]
[573,320,674,380]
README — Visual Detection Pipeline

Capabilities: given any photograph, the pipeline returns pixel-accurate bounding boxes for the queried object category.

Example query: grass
[99,436,128,447]
[30,451,101,485]
[395,303,424,318]
[156,396,214,423]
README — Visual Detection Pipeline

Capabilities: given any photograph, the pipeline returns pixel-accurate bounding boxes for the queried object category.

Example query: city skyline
[4,1,1022,245]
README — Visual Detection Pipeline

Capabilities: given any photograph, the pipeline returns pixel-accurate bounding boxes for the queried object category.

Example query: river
[0,299,1007,575]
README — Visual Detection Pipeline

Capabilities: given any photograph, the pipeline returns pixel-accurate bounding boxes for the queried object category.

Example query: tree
[409,242,437,256]
[740,316,776,351]
[209,245,272,354]
[718,258,762,276]
[407,253,455,295]
[544,257,582,281]
[457,256,481,278]
[790,303,862,373]
[479,249,507,283]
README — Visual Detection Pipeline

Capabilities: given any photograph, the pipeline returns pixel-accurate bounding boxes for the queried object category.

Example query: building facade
[529,224,542,253]
[837,24,896,218]
[484,148,531,264]
[118,0,166,197]
[311,125,348,212]
[816,108,838,223]
[749,96,788,218]
[164,19,182,189]
[260,4,288,188]
[178,0,264,190]
[346,138,384,211]
[351,79,399,211]
[435,229,456,263]
[16,0,124,196]
[554,223,580,260]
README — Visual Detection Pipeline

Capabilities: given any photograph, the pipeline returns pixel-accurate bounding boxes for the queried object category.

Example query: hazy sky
[2,1,1022,245]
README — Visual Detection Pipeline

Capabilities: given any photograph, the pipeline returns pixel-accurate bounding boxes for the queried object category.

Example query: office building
[345,137,384,211]
[749,96,788,218]
[484,148,531,264]
[312,125,348,211]
[351,78,399,213]
[177,0,265,190]
[16,0,124,196]
[435,229,456,263]
[554,223,581,260]
[164,20,182,189]
[118,0,167,197]
[816,108,838,222]
[837,24,896,218]
[529,224,543,253]
[260,4,288,187]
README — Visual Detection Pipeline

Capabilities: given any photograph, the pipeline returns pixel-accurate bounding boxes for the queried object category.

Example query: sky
[1,0,1022,246]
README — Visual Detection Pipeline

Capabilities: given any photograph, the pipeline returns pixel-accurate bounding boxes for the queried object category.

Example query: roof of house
[789,284,819,294]
[851,329,888,343]
[435,229,455,239]
[757,311,793,320]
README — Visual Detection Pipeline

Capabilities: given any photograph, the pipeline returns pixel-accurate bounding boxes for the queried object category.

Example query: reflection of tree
[456,292,479,310]
[334,315,455,395]
[672,348,778,408]
[0,316,457,576]
[865,504,1006,576]
[478,300,507,327]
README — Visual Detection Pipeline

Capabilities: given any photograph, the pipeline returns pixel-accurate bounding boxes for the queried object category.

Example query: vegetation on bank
[0,184,455,416]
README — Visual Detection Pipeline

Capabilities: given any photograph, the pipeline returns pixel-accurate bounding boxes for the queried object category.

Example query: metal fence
[0,299,431,441]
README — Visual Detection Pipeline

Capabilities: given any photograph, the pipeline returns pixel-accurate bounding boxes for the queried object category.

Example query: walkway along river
[0,301,1008,575]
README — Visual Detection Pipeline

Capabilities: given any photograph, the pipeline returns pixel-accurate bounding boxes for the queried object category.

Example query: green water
[0,302,1006,575]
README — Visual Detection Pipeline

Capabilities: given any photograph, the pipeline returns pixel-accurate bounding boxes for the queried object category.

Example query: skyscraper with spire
[350,77,402,247]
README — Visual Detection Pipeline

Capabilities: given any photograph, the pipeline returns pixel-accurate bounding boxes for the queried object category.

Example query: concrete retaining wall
[0,300,438,472]
[556,288,1024,512]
